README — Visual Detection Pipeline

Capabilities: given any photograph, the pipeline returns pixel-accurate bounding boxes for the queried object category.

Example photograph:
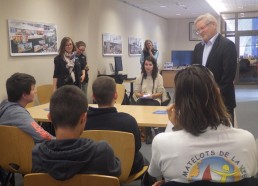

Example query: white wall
[0,0,169,103]
[0,0,75,101]
[76,0,169,100]
[168,18,199,53]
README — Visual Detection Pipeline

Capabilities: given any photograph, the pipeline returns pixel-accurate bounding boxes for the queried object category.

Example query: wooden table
[27,103,168,127]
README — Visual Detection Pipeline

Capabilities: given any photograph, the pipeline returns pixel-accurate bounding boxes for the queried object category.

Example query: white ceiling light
[206,0,225,15]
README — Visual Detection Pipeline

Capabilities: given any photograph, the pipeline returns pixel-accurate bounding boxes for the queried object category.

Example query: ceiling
[119,0,258,19]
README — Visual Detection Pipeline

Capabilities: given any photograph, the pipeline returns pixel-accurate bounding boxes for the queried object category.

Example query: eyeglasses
[195,22,211,35]
[77,47,85,53]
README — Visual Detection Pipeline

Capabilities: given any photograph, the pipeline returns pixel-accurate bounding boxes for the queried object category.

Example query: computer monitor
[114,56,123,74]
[171,50,193,67]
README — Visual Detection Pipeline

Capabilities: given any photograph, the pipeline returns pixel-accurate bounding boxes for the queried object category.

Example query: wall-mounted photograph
[102,33,122,56]
[8,19,58,56]
[189,22,202,41]
[128,37,142,56]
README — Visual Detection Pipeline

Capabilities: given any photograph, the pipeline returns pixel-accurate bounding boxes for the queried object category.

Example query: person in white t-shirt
[148,65,258,185]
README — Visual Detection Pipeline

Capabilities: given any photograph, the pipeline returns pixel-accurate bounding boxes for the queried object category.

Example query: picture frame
[102,33,122,56]
[189,22,201,41]
[128,37,142,56]
[8,19,58,56]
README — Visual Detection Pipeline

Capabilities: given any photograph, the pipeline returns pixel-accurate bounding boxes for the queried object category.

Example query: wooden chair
[36,84,53,104]
[116,84,125,104]
[81,130,148,184]
[24,173,120,186]
[25,101,36,108]
[0,126,34,185]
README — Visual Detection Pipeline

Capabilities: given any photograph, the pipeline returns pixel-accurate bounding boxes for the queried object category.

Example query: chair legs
[4,172,15,186]
[145,127,153,144]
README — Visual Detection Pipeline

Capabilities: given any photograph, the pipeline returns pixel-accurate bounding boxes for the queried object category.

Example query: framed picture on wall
[128,37,142,56]
[8,19,58,56]
[189,22,202,41]
[102,33,122,56]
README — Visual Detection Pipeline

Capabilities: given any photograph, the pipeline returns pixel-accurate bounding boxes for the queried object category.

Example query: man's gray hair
[194,13,217,26]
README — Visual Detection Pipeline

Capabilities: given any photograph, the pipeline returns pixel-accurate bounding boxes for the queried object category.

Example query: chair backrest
[37,84,53,104]
[81,130,134,183]
[0,125,34,174]
[116,84,125,104]
[26,100,36,108]
[24,173,120,186]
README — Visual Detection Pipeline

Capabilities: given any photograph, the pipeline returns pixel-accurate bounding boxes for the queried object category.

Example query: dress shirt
[202,33,219,66]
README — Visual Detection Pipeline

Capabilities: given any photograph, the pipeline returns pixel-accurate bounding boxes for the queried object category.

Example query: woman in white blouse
[134,56,164,144]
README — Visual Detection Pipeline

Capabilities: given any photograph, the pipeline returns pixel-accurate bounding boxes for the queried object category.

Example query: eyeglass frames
[195,22,211,35]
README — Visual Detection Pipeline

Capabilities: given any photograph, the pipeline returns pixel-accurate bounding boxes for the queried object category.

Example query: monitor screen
[114,56,123,74]
[171,50,193,67]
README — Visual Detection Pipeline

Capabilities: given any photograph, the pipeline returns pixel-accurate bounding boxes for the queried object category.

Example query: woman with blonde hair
[140,40,159,65]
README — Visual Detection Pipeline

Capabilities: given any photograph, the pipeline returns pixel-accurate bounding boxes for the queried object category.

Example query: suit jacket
[192,34,237,110]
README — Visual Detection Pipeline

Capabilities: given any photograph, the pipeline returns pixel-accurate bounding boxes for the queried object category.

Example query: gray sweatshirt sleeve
[0,105,53,143]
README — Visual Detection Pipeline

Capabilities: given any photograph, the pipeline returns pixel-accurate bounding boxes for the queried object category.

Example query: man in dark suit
[192,13,237,126]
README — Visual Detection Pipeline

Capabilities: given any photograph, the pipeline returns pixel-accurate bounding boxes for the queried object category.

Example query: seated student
[149,65,258,185]
[85,76,145,175]
[134,56,164,144]
[32,85,121,180]
[0,73,53,143]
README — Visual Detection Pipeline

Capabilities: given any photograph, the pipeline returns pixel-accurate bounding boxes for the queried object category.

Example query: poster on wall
[8,19,58,56]
[102,33,122,56]
[189,22,202,41]
[128,37,142,56]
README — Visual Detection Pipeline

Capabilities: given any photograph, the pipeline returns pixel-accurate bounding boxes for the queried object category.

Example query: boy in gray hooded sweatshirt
[32,85,121,180]
[0,73,53,143]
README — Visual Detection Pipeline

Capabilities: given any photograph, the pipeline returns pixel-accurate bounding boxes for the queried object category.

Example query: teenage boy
[85,76,145,175]
[0,73,53,143]
[32,85,121,180]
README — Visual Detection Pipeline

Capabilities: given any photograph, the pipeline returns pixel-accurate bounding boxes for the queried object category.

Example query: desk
[98,74,127,84]
[161,70,178,88]
[27,103,168,127]
[123,79,135,99]
[98,74,136,99]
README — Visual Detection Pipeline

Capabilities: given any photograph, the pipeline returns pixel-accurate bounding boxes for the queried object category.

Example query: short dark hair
[92,76,116,106]
[76,41,86,48]
[141,56,159,80]
[174,65,230,136]
[50,85,88,129]
[6,73,36,102]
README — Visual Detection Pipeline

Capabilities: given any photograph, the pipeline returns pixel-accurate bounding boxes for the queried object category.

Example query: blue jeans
[81,83,88,98]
